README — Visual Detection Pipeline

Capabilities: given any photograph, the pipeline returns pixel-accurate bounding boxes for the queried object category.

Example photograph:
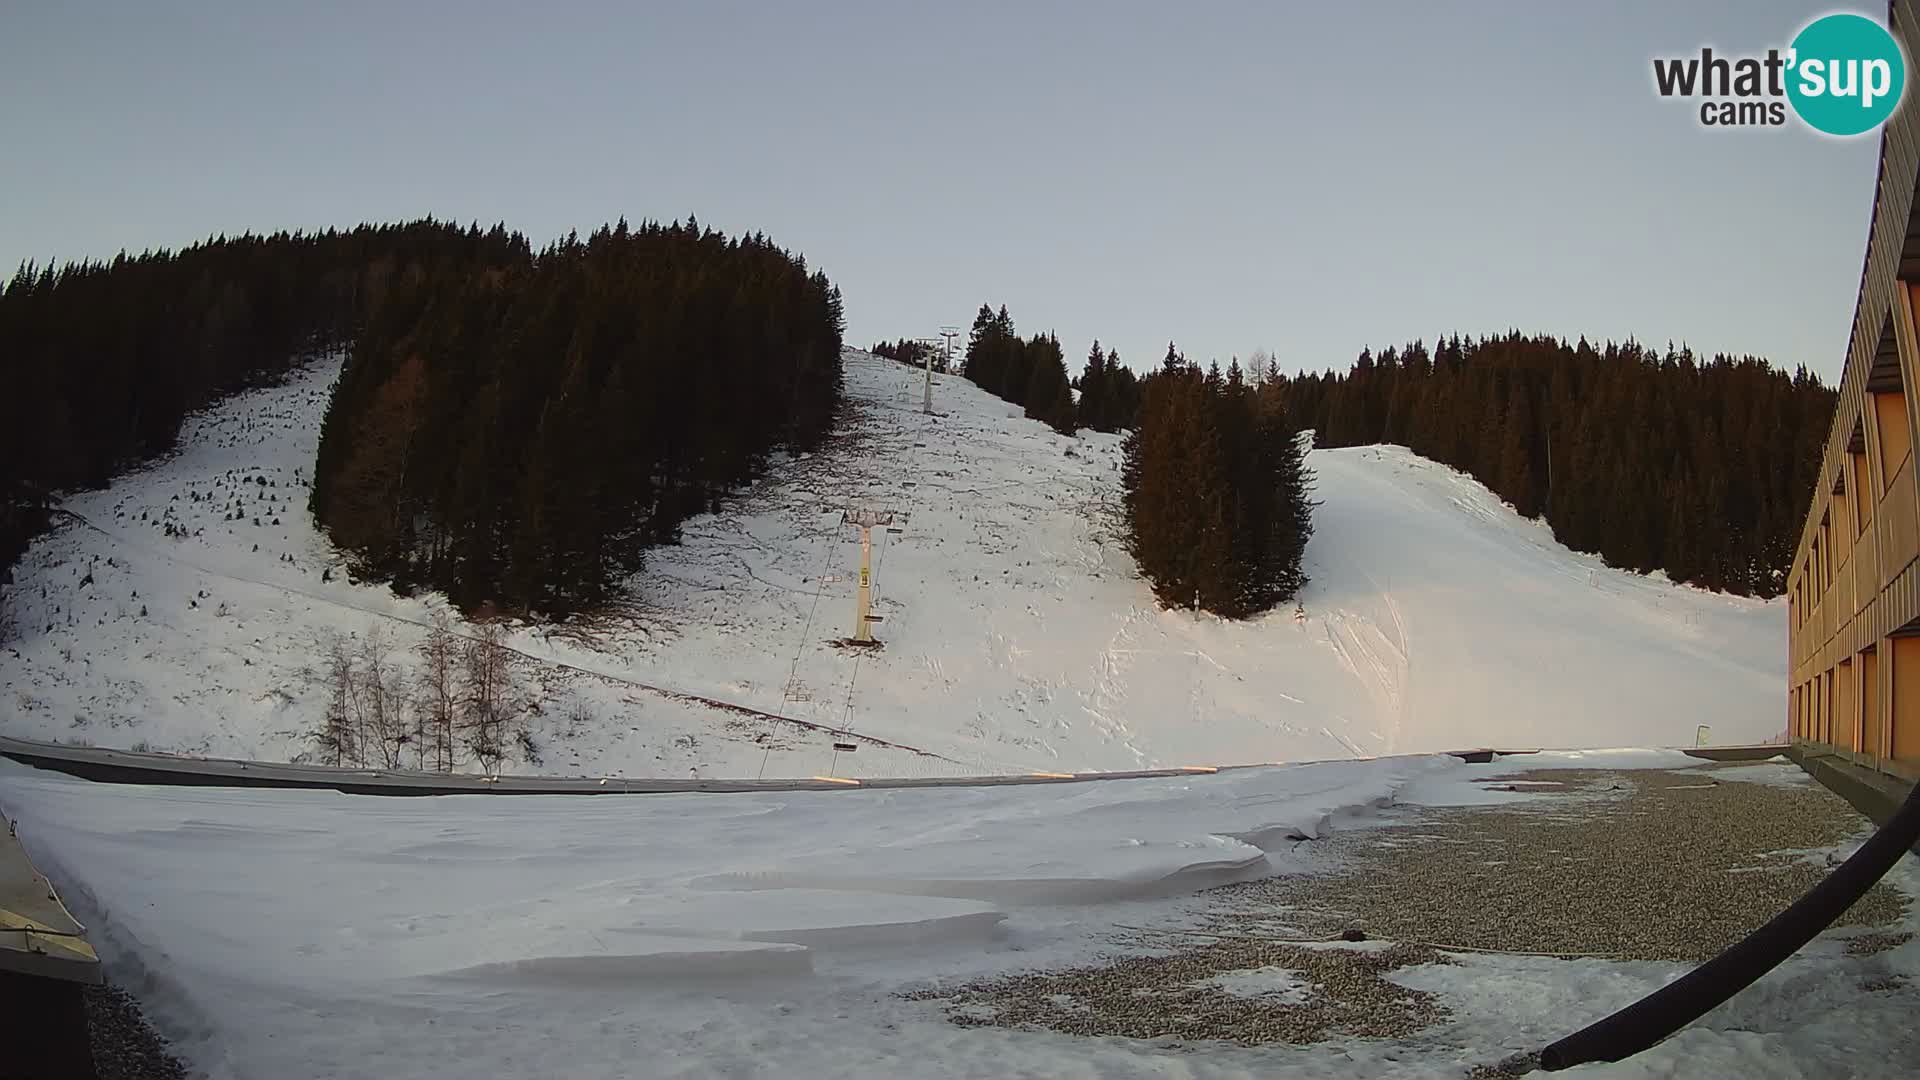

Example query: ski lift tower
[935,326,961,413]
[915,336,939,415]
[842,508,898,643]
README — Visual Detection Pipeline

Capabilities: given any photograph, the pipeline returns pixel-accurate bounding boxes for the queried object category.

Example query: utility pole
[842,509,897,643]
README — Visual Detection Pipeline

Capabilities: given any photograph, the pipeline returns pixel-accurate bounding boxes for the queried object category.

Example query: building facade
[1787,0,1920,785]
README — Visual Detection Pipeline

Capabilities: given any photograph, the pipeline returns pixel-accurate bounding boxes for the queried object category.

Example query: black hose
[1539,776,1920,1071]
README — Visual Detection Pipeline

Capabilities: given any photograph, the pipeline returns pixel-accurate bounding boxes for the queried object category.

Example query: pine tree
[1123,354,1313,618]
[1107,354,1141,429]
[1078,340,1109,431]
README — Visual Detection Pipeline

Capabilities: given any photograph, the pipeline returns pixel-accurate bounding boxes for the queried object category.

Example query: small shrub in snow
[516,729,543,768]
[564,698,594,734]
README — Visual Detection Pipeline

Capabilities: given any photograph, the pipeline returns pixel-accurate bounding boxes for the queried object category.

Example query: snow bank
[0,753,1453,1077]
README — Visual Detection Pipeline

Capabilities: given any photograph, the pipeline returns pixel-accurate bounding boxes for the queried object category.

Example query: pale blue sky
[0,1,1887,379]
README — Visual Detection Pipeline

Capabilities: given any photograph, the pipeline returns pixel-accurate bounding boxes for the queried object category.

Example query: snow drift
[0,752,1452,1077]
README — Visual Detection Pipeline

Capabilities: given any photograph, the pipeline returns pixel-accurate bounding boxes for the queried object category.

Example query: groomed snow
[0,349,1784,778]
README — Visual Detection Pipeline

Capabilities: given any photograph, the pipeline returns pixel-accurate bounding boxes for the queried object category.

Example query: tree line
[309,218,846,613]
[957,304,1143,434]
[1123,346,1314,617]
[1271,333,1834,596]
[871,338,952,372]
[0,221,528,599]
[0,217,843,628]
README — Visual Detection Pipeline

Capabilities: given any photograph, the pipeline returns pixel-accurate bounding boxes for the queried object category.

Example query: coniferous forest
[310,220,845,612]
[1123,345,1315,617]
[870,338,950,372]
[1074,338,1144,434]
[1271,334,1834,597]
[959,304,1143,435]
[1,217,1833,628]
[0,218,844,620]
[0,221,527,587]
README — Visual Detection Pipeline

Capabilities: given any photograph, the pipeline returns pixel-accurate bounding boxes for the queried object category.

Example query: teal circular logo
[1787,13,1906,136]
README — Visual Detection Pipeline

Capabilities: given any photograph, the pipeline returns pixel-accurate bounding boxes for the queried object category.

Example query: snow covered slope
[0,350,1784,776]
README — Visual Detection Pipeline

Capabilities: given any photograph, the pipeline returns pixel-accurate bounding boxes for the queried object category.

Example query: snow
[1390,943,1920,1079]
[5,751,1914,1079]
[1200,966,1314,1004]
[1392,749,1758,806]
[1,349,1784,778]
[0,344,1885,1078]
[0,754,1441,1078]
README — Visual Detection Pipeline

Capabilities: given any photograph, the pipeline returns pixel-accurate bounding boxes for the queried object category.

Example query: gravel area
[1212,764,1907,963]
[903,940,1454,1046]
[903,762,1910,1050]
[84,983,189,1080]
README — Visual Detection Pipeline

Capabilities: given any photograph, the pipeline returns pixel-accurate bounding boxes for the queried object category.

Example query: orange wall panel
[1863,649,1882,760]
[1891,637,1920,765]
[1876,390,1912,483]
[1836,659,1857,751]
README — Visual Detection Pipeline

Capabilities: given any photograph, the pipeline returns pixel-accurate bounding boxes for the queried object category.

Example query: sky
[0,1,1887,380]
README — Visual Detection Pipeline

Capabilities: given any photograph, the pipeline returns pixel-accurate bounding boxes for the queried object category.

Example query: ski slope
[0,349,1784,777]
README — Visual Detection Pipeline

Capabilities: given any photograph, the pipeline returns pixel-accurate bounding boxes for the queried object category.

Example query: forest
[309,219,845,612]
[1123,346,1315,617]
[1,216,1833,625]
[0,221,528,592]
[1271,334,1834,596]
[958,304,1143,433]
[871,338,951,372]
[0,217,843,622]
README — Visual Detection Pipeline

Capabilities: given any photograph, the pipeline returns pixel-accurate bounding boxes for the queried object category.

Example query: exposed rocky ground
[85,983,188,1080]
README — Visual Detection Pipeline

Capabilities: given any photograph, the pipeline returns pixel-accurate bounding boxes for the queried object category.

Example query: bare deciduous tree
[314,630,359,766]
[461,622,523,776]
[1246,349,1277,387]
[416,612,461,772]
[356,626,411,769]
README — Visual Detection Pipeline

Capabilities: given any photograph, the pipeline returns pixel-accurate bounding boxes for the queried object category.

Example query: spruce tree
[1078,340,1109,431]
